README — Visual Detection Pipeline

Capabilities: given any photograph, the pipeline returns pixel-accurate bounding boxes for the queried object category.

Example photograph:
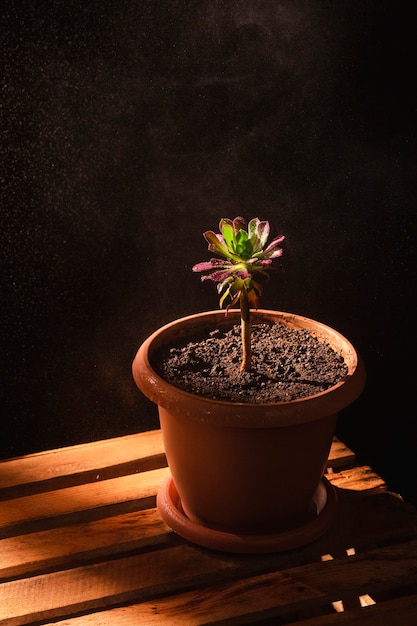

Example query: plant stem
[240,291,251,372]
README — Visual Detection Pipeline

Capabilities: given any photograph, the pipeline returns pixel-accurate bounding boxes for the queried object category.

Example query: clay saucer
[157,475,338,554]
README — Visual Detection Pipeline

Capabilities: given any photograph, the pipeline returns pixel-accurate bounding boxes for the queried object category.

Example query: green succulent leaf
[235,232,250,258]
[219,220,235,252]
[193,216,284,310]
[203,231,235,260]
[193,216,285,371]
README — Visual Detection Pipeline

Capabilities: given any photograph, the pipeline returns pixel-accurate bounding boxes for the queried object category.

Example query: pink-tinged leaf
[202,269,235,283]
[194,217,284,314]
[192,258,231,273]
[261,235,285,258]
[248,218,259,241]
[257,220,270,248]
[237,267,251,279]
[232,216,246,234]
[219,217,233,232]
[192,261,214,273]
[247,218,269,254]
[269,249,284,259]
[268,234,285,247]
[260,248,283,261]
[204,230,234,259]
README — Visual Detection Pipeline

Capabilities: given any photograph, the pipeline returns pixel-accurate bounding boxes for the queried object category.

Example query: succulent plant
[193,217,285,371]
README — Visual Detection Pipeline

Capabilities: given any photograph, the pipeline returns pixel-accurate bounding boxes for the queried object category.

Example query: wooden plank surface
[325,437,356,468]
[39,593,417,626]
[0,467,169,535]
[41,593,417,626]
[0,430,416,626]
[0,430,166,496]
[0,508,173,579]
[2,537,417,625]
[327,466,386,493]
[0,431,354,494]
[287,594,417,626]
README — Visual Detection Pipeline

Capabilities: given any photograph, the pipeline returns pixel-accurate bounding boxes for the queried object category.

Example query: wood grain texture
[0,430,166,496]
[1,431,416,625]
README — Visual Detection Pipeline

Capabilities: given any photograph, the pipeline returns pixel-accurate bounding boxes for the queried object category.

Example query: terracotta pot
[132,310,365,552]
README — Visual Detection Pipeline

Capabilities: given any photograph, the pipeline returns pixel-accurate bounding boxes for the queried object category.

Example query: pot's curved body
[132,310,365,547]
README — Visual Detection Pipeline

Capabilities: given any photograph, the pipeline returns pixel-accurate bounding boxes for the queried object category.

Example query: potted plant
[132,217,365,553]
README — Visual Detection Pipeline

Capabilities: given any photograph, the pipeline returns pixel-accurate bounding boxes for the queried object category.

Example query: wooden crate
[1,430,417,625]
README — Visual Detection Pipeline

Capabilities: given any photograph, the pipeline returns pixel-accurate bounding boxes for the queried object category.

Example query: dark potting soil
[154,323,349,403]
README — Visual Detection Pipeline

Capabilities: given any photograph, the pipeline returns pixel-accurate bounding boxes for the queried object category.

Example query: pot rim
[132,309,366,427]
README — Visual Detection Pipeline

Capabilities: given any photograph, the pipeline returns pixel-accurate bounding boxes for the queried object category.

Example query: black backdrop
[1,2,416,505]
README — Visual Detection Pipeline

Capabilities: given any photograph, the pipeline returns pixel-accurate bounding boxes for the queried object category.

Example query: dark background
[1,2,416,505]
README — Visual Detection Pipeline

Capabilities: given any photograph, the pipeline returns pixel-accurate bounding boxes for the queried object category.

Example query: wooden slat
[1,487,415,586]
[289,593,417,625]
[1,429,416,626]
[289,538,417,595]
[0,430,165,495]
[0,508,173,580]
[41,593,417,626]
[324,490,417,553]
[0,544,278,625]
[43,570,327,626]
[0,467,169,537]
[326,437,356,468]
[326,466,386,493]
[2,539,417,626]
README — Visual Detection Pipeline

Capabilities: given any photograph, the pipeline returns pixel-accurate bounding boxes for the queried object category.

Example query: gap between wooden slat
[274,592,417,626]
[1,539,417,626]
[0,467,170,538]
[2,487,416,585]
[42,592,417,626]
[0,508,174,580]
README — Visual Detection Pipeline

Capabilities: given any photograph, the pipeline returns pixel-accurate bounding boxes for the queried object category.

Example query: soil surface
[154,323,349,403]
